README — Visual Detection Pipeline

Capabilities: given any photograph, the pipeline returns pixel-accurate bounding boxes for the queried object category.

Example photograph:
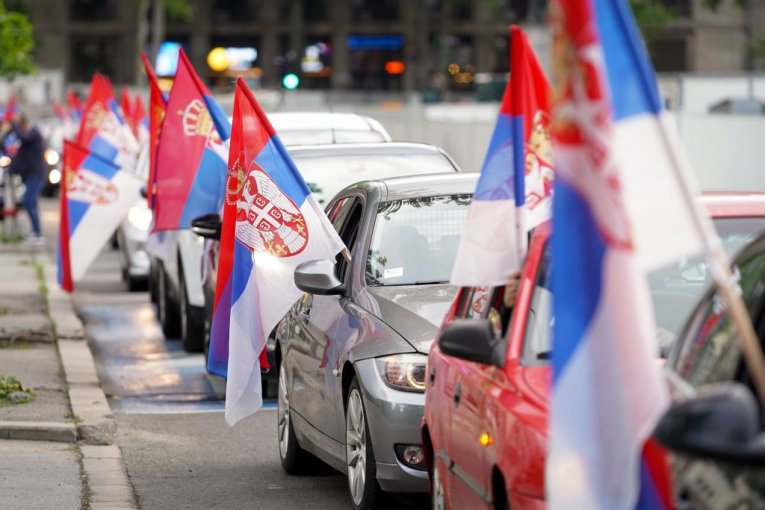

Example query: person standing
[3,113,46,244]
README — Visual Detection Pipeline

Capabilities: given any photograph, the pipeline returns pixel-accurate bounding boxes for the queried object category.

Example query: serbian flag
[66,90,83,124]
[53,99,66,122]
[76,74,140,171]
[152,49,230,231]
[3,95,18,122]
[57,140,144,291]
[120,87,134,134]
[140,53,167,209]
[210,77,344,425]
[451,26,552,286]
[544,0,702,507]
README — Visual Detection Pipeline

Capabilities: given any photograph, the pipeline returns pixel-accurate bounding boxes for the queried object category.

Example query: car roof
[699,192,765,218]
[349,172,478,202]
[287,141,446,157]
[268,112,392,142]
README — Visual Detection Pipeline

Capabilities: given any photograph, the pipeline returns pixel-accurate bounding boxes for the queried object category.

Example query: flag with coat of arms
[151,48,230,231]
[210,77,345,426]
[57,140,144,291]
[545,0,717,507]
[140,53,167,210]
[451,25,553,286]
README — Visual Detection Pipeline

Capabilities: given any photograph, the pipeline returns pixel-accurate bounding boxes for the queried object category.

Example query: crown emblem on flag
[226,157,247,207]
[67,168,118,205]
[85,103,107,131]
[235,161,308,258]
[181,99,213,137]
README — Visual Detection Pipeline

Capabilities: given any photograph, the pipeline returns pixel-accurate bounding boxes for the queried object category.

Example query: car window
[336,201,363,282]
[522,243,553,363]
[670,245,765,392]
[292,151,458,205]
[365,194,471,286]
[326,197,351,229]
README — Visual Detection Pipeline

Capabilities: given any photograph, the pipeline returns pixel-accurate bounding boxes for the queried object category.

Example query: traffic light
[282,73,300,90]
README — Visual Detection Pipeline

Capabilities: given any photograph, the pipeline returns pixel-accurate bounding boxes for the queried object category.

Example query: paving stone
[0,313,53,342]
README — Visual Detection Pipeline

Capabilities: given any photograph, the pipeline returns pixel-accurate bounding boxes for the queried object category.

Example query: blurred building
[21,0,765,92]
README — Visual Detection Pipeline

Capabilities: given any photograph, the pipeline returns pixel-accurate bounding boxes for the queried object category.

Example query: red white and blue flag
[209,77,344,425]
[66,90,83,125]
[545,0,710,507]
[151,49,230,231]
[451,26,552,286]
[140,52,167,209]
[3,94,18,122]
[57,140,144,291]
[76,74,140,172]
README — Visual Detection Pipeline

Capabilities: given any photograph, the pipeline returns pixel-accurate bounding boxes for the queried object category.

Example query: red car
[421,193,765,510]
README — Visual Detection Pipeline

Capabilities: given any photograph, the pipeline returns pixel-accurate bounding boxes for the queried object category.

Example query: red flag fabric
[52,99,66,121]
[57,143,77,293]
[66,90,83,119]
[3,95,18,122]
[120,86,135,135]
[76,74,112,147]
[141,53,167,209]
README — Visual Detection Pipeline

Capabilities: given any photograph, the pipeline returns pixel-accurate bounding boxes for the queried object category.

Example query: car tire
[179,261,205,352]
[346,377,384,510]
[432,458,446,510]
[277,356,312,474]
[126,274,147,292]
[158,263,181,338]
[149,260,159,305]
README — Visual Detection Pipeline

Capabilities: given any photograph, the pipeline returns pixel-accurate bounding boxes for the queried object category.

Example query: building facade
[21,0,765,91]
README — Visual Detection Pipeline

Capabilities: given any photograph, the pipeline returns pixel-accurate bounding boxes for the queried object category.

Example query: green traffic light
[282,73,300,90]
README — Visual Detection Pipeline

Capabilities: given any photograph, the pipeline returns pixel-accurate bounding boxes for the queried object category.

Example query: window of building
[303,0,328,21]
[69,36,119,82]
[213,0,258,23]
[649,37,688,72]
[70,0,118,21]
[353,0,400,21]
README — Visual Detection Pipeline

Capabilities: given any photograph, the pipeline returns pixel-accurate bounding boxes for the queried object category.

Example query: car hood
[365,284,457,354]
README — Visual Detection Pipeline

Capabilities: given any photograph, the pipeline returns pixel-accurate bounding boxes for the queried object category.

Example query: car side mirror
[191,214,222,240]
[438,319,504,367]
[654,383,765,466]
[139,186,148,199]
[294,259,345,295]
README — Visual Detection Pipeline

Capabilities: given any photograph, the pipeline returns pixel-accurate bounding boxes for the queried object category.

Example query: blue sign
[156,42,182,76]
[347,35,404,51]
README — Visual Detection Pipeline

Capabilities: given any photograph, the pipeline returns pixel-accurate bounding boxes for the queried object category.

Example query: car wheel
[346,377,384,510]
[148,261,159,304]
[432,459,446,510]
[158,264,181,338]
[179,262,204,352]
[277,357,312,474]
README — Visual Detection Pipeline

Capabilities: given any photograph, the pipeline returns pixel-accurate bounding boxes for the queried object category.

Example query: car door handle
[429,366,436,385]
[454,384,462,406]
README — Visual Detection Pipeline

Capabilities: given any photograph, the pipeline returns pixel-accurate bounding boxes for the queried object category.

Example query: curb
[38,251,117,446]
[0,420,77,442]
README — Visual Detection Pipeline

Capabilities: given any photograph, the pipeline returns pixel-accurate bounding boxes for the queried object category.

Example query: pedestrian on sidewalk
[2,113,46,245]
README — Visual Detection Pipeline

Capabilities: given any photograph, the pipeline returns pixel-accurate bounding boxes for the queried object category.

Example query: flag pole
[657,118,765,406]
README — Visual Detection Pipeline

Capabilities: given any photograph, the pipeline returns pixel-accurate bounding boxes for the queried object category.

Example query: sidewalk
[0,241,137,509]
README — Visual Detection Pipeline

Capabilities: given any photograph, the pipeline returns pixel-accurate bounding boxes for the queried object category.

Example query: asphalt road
[37,198,358,509]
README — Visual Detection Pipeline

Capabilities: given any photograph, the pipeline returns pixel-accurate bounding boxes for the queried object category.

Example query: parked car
[274,173,476,510]
[116,197,153,291]
[195,141,462,369]
[0,162,24,220]
[422,192,765,510]
[154,113,396,353]
[655,229,765,509]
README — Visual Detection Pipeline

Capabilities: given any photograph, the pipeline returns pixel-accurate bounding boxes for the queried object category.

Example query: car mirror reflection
[294,259,345,296]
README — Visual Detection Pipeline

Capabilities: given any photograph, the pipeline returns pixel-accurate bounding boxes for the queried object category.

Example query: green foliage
[702,0,747,10]
[0,3,35,78]
[629,0,675,38]
[753,37,765,69]
[0,375,34,406]
[163,0,193,21]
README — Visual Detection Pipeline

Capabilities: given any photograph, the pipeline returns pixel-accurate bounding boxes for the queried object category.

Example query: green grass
[0,375,34,406]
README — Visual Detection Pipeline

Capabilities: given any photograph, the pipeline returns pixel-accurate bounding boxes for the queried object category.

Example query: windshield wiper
[412,280,449,285]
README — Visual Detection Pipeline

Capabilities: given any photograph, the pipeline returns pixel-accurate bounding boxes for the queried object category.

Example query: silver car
[275,173,477,509]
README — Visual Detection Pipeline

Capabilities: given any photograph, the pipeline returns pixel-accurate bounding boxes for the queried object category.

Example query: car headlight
[44,149,60,166]
[127,205,153,231]
[48,168,61,185]
[376,354,427,393]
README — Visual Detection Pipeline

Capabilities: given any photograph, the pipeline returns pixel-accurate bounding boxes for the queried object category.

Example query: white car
[117,198,153,291]
[150,112,394,352]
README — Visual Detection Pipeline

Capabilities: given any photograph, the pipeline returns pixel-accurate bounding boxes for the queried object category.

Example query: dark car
[275,173,476,510]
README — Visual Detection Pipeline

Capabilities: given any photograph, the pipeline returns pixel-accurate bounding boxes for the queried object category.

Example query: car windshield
[366,194,471,286]
[525,216,765,362]
[292,150,456,206]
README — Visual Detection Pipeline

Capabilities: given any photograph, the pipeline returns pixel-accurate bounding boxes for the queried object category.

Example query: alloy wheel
[277,361,290,460]
[346,387,367,506]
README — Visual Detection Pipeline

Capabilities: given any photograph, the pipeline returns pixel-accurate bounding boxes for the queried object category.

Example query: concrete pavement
[0,241,136,509]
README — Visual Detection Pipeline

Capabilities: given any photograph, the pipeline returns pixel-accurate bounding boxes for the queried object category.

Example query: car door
[445,286,506,509]
[289,195,364,443]
[668,242,765,510]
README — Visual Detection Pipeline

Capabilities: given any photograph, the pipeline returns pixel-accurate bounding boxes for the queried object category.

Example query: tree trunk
[136,0,150,85]
[150,0,166,69]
